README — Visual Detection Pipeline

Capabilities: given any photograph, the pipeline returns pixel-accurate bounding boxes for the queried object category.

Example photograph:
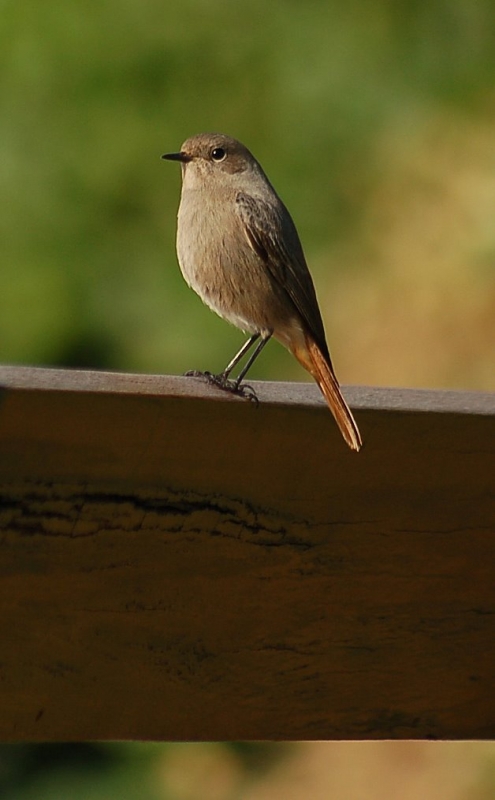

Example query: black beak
[161,151,191,163]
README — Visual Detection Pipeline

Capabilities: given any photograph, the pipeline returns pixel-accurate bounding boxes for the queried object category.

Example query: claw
[234,383,259,404]
[185,370,258,404]
[184,369,206,378]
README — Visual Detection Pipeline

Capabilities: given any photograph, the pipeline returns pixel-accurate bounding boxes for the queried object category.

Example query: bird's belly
[176,203,281,335]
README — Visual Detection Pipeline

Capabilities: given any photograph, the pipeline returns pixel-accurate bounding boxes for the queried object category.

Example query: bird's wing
[235,191,329,357]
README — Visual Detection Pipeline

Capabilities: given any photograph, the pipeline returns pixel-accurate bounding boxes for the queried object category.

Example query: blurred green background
[2,0,494,388]
[2,0,495,797]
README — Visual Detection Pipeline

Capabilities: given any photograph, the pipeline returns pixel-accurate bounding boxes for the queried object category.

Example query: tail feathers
[301,335,362,452]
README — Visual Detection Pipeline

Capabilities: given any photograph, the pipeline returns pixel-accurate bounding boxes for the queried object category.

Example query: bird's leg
[185,333,271,402]
[211,334,271,401]
[219,333,261,381]
[185,334,259,383]
[231,334,271,387]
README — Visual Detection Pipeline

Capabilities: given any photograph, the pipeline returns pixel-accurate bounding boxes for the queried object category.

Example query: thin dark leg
[185,332,272,402]
[232,334,271,387]
[185,333,259,383]
[221,333,260,380]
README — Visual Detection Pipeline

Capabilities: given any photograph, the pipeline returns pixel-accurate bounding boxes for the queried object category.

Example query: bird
[162,133,362,451]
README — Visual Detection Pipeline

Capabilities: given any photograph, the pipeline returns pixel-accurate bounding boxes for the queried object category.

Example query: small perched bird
[162,133,362,451]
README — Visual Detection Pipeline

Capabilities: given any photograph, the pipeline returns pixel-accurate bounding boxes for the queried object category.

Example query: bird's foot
[185,370,258,404]
[184,370,208,379]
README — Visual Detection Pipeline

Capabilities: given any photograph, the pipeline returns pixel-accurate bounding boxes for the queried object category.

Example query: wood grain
[0,366,494,741]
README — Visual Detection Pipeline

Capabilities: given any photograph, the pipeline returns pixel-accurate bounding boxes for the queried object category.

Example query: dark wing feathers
[235,191,330,358]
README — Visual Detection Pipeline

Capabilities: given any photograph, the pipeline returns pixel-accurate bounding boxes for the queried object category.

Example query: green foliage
[0,743,168,800]
[2,0,495,379]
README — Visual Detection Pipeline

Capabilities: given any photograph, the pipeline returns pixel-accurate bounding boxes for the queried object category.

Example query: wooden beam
[0,366,494,741]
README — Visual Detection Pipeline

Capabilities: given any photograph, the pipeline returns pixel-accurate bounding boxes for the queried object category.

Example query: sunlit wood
[0,366,494,741]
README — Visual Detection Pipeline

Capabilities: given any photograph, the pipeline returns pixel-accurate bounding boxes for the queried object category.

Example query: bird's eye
[211,147,226,162]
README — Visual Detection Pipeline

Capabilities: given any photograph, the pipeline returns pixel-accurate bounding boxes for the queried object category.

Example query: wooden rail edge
[0,365,494,742]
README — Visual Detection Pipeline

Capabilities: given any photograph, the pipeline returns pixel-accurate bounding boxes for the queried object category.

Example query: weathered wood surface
[0,365,494,742]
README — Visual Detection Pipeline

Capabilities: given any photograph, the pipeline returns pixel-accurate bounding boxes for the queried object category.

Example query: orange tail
[296,334,362,452]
